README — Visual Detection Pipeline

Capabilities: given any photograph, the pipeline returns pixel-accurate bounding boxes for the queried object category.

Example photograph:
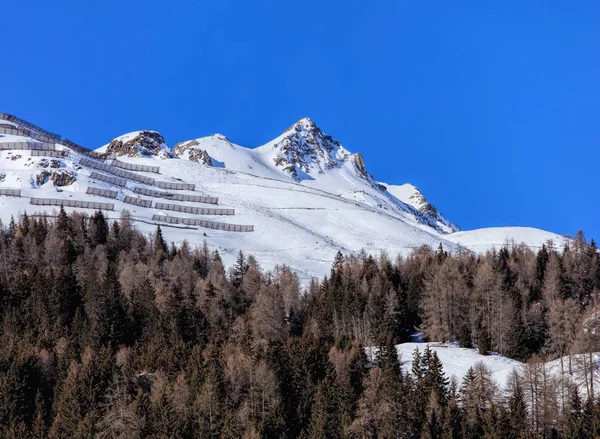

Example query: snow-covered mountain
[0,112,570,283]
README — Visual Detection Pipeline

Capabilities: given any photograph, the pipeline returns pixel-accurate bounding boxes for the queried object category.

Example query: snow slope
[390,342,600,398]
[395,342,523,388]
[446,227,569,253]
[0,113,572,284]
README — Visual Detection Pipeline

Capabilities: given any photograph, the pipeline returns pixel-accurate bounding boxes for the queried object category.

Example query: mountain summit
[269,118,354,181]
[99,130,174,158]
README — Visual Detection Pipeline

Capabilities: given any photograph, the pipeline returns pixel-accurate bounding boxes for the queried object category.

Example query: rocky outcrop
[173,139,213,165]
[354,152,369,177]
[104,131,174,158]
[271,118,351,181]
[37,159,61,169]
[35,170,76,187]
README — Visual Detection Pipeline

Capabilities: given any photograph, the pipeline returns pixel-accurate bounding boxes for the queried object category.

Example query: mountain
[98,130,175,158]
[380,183,459,234]
[171,118,459,234]
[0,112,570,283]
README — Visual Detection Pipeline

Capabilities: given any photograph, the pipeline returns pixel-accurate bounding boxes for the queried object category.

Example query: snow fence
[89,172,127,187]
[30,149,69,158]
[154,202,234,216]
[154,181,195,191]
[123,195,153,208]
[133,186,218,205]
[80,158,156,185]
[112,160,160,174]
[0,142,56,151]
[0,126,57,144]
[0,188,21,197]
[30,198,114,211]
[0,112,61,140]
[86,187,118,199]
[152,214,254,232]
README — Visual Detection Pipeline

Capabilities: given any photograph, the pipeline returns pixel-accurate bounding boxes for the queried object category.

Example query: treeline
[0,209,599,438]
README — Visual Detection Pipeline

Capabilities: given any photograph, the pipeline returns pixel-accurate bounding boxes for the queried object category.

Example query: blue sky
[2,1,599,240]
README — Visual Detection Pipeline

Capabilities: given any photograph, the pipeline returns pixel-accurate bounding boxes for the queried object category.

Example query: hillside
[0,112,570,282]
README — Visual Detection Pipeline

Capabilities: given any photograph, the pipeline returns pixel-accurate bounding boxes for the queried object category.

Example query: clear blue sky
[2,1,599,240]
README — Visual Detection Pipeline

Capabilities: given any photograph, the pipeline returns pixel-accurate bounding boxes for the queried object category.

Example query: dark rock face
[105,131,173,157]
[354,152,368,176]
[272,118,350,181]
[35,170,76,187]
[38,159,61,169]
[173,140,213,165]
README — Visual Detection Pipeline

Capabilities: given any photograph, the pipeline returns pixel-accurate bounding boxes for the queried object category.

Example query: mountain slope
[0,112,570,283]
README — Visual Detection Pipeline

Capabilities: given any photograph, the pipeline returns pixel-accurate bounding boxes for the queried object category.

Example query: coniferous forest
[2,209,600,438]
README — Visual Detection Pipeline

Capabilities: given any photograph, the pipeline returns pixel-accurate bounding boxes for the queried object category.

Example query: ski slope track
[0,112,569,283]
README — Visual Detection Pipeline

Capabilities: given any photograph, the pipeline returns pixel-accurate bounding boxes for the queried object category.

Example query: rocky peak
[173,139,213,165]
[272,118,351,181]
[104,131,174,158]
[354,152,368,176]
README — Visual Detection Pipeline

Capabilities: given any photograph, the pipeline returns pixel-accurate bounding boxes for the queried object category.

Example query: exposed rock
[354,152,368,176]
[271,118,351,181]
[35,170,76,187]
[37,159,61,169]
[104,131,175,158]
[174,139,215,165]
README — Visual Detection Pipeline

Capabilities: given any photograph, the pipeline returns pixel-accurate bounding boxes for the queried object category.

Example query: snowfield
[395,342,523,387]
[446,227,569,253]
[0,114,572,284]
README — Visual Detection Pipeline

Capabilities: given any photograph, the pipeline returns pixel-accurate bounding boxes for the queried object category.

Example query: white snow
[395,342,523,388]
[0,118,572,285]
[446,227,569,253]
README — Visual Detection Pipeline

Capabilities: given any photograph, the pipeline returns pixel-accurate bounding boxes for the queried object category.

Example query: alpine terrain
[0,112,568,282]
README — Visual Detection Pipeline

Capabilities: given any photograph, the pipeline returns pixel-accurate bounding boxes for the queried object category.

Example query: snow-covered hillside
[446,227,569,253]
[386,342,600,399]
[0,112,570,283]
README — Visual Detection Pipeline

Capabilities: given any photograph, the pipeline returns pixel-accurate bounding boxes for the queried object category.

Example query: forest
[1,209,600,438]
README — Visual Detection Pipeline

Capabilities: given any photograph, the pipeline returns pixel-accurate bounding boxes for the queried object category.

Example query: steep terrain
[0,112,570,282]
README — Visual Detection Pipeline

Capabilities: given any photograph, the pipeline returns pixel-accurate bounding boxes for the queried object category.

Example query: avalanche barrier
[123,195,153,208]
[154,202,234,216]
[0,126,57,144]
[133,186,218,205]
[80,158,156,185]
[86,187,119,199]
[152,214,254,232]
[154,181,195,191]
[0,142,56,151]
[112,160,160,174]
[30,149,69,157]
[89,172,128,187]
[0,112,61,140]
[0,188,21,197]
[30,198,114,210]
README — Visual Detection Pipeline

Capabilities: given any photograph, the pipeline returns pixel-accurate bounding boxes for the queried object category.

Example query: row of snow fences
[61,140,114,160]
[123,195,153,208]
[30,149,69,158]
[80,158,156,185]
[0,142,56,151]
[89,172,128,187]
[152,214,254,232]
[0,113,61,140]
[154,181,195,191]
[30,198,115,211]
[112,160,160,174]
[0,188,21,197]
[0,126,57,144]
[154,202,234,216]
[132,186,219,205]
[86,186,119,199]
